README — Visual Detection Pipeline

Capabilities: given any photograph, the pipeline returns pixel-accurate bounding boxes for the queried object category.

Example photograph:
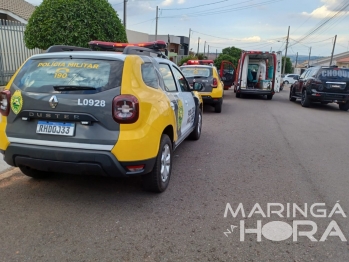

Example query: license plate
[331,85,342,88]
[36,121,75,136]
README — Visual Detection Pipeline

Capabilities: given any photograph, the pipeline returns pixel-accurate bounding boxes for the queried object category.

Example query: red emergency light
[88,40,167,51]
[186,60,214,65]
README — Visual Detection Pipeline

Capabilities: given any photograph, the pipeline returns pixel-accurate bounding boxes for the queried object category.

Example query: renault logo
[49,96,58,109]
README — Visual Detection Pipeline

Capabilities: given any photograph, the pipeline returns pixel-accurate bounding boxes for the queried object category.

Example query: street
[1,87,349,261]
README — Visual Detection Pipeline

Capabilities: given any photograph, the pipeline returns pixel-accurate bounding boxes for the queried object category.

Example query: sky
[25,0,349,57]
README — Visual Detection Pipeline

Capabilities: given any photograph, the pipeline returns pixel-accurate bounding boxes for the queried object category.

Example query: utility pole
[203,41,206,57]
[329,35,337,66]
[208,45,210,59]
[282,26,290,75]
[123,0,127,29]
[308,47,312,68]
[197,37,200,55]
[155,6,159,40]
[216,49,217,59]
[295,52,298,69]
[188,28,191,56]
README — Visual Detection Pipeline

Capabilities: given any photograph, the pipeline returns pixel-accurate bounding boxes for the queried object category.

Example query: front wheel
[19,166,50,179]
[339,101,349,111]
[266,94,273,100]
[301,89,311,107]
[142,135,172,193]
[189,108,202,140]
[236,92,240,98]
[289,87,296,101]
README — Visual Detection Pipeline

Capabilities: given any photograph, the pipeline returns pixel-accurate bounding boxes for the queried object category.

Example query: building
[0,0,36,24]
[126,30,190,63]
[309,51,349,67]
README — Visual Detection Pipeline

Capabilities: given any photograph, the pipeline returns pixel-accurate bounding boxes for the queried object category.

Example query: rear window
[318,68,349,81]
[13,58,124,93]
[181,67,212,78]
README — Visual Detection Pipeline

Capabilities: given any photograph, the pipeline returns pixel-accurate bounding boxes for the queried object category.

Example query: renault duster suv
[0,41,203,192]
[289,66,349,111]
[180,63,224,113]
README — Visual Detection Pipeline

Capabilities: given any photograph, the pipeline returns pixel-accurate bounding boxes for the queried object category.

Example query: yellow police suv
[180,60,224,113]
[0,40,203,192]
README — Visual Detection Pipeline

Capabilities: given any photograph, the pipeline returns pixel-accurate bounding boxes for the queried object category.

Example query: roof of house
[0,0,36,21]
[337,57,349,63]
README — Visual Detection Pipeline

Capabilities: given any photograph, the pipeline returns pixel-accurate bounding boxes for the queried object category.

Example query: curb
[0,167,18,181]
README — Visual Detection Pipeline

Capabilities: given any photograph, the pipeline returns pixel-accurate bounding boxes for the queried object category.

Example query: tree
[282,57,293,74]
[179,55,196,66]
[24,0,127,50]
[214,46,242,68]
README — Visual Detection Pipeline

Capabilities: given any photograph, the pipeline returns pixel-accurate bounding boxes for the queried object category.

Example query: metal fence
[0,19,43,85]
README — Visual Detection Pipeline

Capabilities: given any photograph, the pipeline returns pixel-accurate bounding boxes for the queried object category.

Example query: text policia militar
[223,202,347,242]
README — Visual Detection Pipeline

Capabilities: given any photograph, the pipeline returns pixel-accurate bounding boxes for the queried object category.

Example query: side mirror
[193,82,204,91]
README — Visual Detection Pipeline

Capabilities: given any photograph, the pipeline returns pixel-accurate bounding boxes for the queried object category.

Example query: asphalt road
[1,87,349,261]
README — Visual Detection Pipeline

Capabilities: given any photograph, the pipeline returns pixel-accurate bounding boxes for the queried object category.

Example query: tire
[142,135,172,193]
[19,166,50,179]
[266,94,273,100]
[236,92,240,98]
[189,108,202,140]
[214,100,222,113]
[301,89,311,107]
[289,87,296,101]
[339,102,349,111]
[284,80,289,84]
[321,102,329,105]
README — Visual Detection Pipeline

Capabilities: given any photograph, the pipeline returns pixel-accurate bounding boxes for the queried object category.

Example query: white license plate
[36,121,75,136]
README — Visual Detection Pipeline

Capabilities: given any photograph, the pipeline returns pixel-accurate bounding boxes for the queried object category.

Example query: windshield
[13,58,124,93]
[181,67,212,78]
[318,68,349,81]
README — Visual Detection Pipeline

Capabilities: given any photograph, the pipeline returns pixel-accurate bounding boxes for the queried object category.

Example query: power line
[160,0,284,18]
[161,0,230,10]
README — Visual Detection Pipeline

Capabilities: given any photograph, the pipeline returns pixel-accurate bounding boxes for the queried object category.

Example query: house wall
[126,29,149,43]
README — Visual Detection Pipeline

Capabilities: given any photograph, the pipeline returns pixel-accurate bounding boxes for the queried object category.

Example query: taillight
[212,78,218,88]
[310,79,324,91]
[112,95,139,124]
[0,90,11,116]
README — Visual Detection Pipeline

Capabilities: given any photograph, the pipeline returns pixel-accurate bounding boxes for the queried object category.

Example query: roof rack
[46,45,91,53]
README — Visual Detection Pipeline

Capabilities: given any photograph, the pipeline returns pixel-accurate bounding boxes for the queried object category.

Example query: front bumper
[4,143,156,177]
[308,91,349,102]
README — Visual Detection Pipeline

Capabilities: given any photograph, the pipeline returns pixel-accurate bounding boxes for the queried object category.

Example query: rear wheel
[289,87,296,101]
[142,135,172,193]
[301,89,311,107]
[236,92,240,98]
[214,101,222,113]
[19,166,50,179]
[339,102,349,111]
[266,95,273,100]
[284,80,289,84]
[189,108,202,140]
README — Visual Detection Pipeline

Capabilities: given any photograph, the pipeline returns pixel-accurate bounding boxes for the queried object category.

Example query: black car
[289,66,349,111]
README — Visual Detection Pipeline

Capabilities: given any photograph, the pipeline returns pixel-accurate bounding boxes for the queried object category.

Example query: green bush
[24,0,127,49]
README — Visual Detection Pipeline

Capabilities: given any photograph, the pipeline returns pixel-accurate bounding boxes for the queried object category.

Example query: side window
[300,70,308,79]
[141,63,160,89]
[159,63,177,92]
[172,66,191,92]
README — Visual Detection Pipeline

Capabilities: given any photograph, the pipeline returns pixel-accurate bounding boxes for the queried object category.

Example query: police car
[180,60,224,113]
[0,40,203,192]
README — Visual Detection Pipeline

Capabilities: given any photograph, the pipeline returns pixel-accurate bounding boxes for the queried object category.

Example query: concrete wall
[126,29,150,43]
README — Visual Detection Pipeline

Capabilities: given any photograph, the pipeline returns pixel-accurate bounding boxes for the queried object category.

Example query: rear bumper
[308,91,349,102]
[239,89,274,96]
[3,143,156,177]
[201,96,222,105]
